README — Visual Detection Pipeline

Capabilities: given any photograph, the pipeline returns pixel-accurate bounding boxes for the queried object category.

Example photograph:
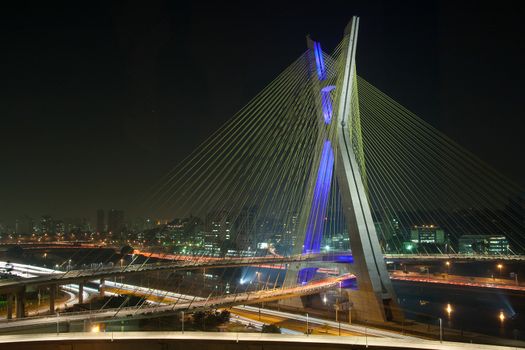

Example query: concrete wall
[0,332,513,350]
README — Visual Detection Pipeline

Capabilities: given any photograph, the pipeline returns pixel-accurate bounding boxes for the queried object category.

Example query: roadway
[101,283,385,336]
[384,253,525,262]
[6,241,525,262]
[0,261,355,331]
[390,271,525,292]
[0,274,349,327]
[0,262,416,340]
[0,254,325,294]
[0,331,518,350]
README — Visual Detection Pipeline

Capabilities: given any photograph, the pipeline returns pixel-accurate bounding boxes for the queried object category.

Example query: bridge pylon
[281,16,403,324]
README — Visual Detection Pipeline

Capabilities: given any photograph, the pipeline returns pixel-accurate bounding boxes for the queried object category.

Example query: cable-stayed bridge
[1,16,524,328]
[0,253,331,294]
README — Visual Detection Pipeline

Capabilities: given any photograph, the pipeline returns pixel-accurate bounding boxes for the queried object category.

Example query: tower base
[344,281,405,324]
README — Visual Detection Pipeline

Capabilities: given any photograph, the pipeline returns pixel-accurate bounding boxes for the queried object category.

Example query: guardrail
[384,254,525,261]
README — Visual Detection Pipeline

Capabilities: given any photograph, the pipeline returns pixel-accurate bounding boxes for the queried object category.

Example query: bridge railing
[384,253,525,261]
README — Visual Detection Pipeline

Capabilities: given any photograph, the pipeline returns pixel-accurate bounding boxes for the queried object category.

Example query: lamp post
[497,264,503,278]
[306,313,309,336]
[445,261,450,279]
[439,317,443,343]
[335,299,339,322]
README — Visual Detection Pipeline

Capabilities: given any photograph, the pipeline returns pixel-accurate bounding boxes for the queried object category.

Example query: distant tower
[107,209,125,234]
[96,209,105,233]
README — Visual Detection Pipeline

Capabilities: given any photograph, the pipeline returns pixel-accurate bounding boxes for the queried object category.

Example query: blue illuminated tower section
[286,17,402,323]
[298,41,335,283]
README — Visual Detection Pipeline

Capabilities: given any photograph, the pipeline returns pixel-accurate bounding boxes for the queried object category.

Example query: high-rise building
[233,206,257,251]
[410,225,445,244]
[39,216,54,235]
[107,209,124,234]
[458,235,510,255]
[55,221,65,236]
[205,210,232,252]
[96,209,105,233]
[282,213,298,249]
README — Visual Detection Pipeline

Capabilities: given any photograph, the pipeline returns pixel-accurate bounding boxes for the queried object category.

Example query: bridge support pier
[6,294,14,320]
[99,278,105,298]
[78,282,84,304]
[16,288,26,319]
[49,285,56,314]
[281,17,402,324]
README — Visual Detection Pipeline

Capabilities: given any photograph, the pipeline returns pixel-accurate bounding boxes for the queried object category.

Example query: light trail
[0,261,418,339]
[391,272,525,292]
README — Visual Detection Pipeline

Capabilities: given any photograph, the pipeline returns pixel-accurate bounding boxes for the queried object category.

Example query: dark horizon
[1,1,524,222]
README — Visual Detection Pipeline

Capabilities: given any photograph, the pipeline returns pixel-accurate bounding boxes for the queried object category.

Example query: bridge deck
[0,254,324,293]
[0,331,517,350]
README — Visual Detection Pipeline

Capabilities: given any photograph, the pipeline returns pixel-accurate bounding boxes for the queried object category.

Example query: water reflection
[394,281,524,341]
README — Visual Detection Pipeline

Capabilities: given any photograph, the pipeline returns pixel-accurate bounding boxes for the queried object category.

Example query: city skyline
[1,1,524,221]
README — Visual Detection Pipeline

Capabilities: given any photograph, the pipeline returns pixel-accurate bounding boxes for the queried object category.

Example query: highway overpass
[0,331,519,350]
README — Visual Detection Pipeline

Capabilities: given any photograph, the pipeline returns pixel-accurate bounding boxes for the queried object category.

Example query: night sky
[1,1,524,222]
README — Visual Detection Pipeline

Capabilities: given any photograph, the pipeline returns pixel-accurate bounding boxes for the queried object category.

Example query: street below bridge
[390,271,525,292]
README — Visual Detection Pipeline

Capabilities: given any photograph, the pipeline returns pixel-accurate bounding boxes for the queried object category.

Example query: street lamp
[306,313,309,336]
[255,271,262,290]
[497,264,503,278]
[439,317,443,343]
[445,261,450,279]
[445,303,452,317]
[499,311,505,323]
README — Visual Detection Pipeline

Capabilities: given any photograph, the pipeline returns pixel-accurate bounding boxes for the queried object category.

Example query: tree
[192,311,206,329]
[192,310,230,330]
[219,310,230,323]
[6,246,23,258]
[120,245,134,256]
[262,324,281,333]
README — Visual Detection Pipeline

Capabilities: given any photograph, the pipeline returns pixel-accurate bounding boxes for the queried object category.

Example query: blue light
[340,276,358,289]
[313,41,326,81]
[297,267,318,284]
[334,254,354,263]
[300,140,334,283]
[321,85,335,124]
[298,40,335,284]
